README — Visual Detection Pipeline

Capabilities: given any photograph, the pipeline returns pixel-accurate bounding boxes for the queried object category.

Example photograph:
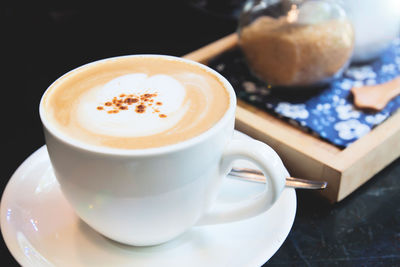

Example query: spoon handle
[229,167,327,189]
[351,76,400,110]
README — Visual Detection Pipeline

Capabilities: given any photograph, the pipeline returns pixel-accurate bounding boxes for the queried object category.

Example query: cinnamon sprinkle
[97,92,166,117]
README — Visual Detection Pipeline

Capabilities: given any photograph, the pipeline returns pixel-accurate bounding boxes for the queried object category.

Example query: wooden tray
[184,33,400,203]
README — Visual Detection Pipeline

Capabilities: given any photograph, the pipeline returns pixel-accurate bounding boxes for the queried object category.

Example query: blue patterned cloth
[208,38,400,148]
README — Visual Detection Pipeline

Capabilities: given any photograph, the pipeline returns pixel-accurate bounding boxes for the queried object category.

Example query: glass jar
[238,0,354,88]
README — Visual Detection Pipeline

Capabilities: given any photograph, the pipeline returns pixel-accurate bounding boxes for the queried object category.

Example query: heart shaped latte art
[76,74,189,137]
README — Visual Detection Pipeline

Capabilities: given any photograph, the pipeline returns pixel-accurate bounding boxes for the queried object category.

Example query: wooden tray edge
[183,33,400,202]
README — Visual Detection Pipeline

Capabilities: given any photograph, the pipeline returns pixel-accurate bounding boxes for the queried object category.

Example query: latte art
[77,73,190,137]
[41,56,230,149]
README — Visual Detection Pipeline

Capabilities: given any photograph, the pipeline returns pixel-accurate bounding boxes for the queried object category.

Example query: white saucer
[1,131,296,267]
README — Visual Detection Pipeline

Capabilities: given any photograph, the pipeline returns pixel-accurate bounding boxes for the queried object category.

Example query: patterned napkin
[208,38,400,148]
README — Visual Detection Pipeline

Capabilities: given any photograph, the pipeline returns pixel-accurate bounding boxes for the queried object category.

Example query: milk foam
[43,56,230,149]
[76,73,191,137]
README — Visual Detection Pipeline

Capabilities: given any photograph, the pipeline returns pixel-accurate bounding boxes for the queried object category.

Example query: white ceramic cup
[39,55,288,246]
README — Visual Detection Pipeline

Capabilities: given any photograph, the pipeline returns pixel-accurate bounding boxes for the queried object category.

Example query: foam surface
[76,74,191,137]
[42,56,230,149]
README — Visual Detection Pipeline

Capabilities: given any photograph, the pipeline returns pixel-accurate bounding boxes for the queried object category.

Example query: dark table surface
[2,2,400,266]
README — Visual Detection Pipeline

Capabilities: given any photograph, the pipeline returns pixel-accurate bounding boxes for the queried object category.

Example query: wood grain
[184,33,400,202]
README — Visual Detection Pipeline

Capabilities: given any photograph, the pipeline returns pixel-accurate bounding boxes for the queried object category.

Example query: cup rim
[39,54,236,157]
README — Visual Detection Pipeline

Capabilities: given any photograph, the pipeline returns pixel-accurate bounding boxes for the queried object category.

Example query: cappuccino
[41,56,230,149]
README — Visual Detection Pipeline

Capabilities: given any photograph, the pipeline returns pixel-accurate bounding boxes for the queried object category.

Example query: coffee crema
[41,56,230,149]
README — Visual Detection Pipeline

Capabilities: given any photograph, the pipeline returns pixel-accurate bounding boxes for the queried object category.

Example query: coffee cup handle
[196,139,288,225]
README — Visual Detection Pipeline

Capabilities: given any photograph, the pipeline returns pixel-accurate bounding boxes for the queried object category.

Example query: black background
[2,1,240,265]
[2,1,400,266]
